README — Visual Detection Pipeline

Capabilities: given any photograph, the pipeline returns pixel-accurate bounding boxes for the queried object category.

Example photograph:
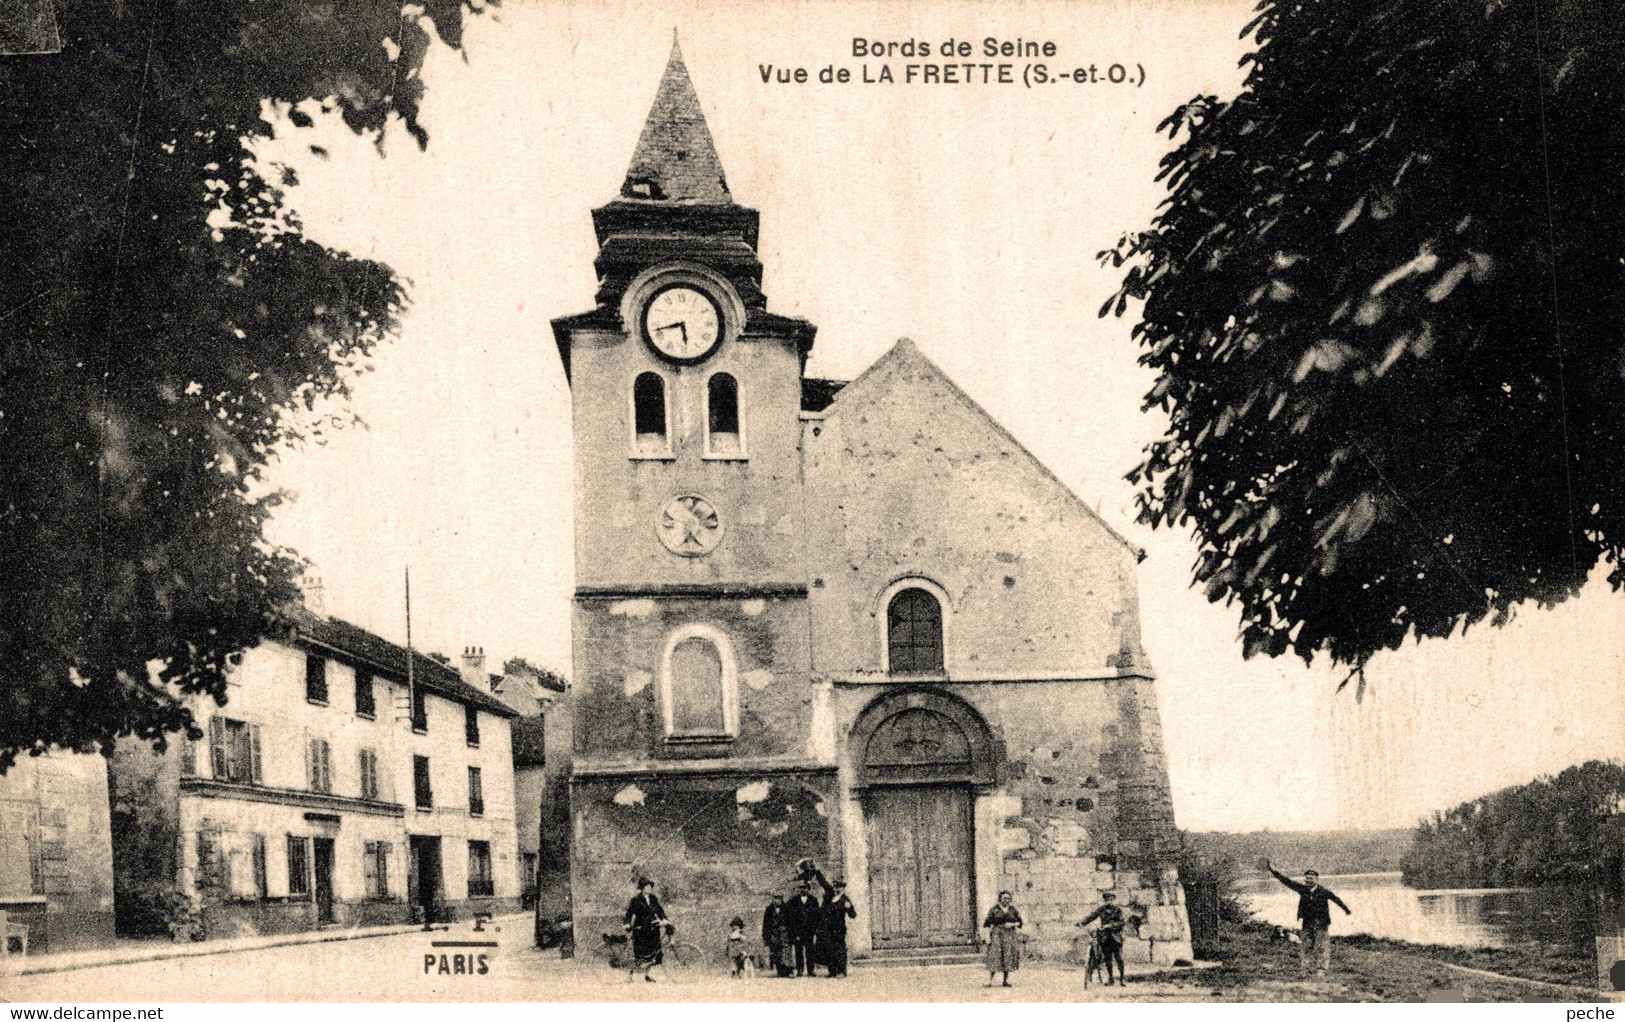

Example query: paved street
[2,917,1235,1003]
[14,915,1583,1003]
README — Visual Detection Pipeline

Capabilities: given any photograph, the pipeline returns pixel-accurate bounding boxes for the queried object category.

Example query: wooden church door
[864,785,976,948]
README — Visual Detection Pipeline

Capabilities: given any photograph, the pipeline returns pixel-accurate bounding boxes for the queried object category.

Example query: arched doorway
[850,689,996,949]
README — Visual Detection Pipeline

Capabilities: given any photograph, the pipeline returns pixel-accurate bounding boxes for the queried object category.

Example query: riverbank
[1179,922,1601,1002]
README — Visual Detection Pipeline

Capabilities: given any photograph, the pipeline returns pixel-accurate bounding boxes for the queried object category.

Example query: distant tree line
[1185,827,1411,878]
[1401,760,1625,890]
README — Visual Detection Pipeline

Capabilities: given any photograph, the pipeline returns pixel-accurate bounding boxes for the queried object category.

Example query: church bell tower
[552,36,817,594]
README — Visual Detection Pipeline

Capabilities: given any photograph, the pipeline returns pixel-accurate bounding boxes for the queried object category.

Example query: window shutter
[363,841,377,896]
[249,725,263,784]
[379,842,390,897]
[208,717,227,779]
[322,741,332,792]
[304,734,313,791]
[180,735,197,778]
[252,834,267,899]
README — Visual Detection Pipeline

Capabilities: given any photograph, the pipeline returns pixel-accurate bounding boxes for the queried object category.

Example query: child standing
[728,917,749,978]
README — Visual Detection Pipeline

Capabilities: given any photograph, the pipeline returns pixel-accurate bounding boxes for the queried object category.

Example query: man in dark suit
[785,880,820,977]
[761,893,792,977]
[1265,859,1351,976]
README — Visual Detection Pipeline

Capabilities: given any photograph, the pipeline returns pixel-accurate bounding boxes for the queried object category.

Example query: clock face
[643,286,721,362]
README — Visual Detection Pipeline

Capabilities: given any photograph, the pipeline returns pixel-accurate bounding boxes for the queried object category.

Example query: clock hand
[655,322,683,334]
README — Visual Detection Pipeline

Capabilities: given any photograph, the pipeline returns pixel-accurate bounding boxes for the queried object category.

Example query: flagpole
[405,564,435,931]
[405,564,414,713]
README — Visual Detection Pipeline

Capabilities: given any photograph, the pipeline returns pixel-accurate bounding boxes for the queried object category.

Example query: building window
[307,738,333,793]
[363,841,391,899]
[411,685,428,733]
[887,587,945,674]
[468,766,484,817]
[355,669,375,718]
[467,840,493,898]
[659,625,738,740]
[208,717,262,784]
[705,372,743,457]
[359,748,380,801]
[413,755,433,810]
[305,653,328,704]
[464,704,480,748]
[0,801,42,898]
[632,372,670,456]
[180,734,198,778]
[287,836,311,898]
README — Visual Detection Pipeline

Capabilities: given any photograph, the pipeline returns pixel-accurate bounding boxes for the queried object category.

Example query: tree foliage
[0,0,489,769]
[1102,0,1625,671]
[1400,760,1625,891]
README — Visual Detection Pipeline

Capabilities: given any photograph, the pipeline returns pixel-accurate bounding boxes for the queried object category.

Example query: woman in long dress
[983,890,1023,987]
[622,877,669,982]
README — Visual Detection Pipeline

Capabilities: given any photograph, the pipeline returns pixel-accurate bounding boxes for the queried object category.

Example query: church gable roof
[823,338,1143,560]
[619,36,731,204]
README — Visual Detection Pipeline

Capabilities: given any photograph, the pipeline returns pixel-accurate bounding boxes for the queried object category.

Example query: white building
[109,608,521,938]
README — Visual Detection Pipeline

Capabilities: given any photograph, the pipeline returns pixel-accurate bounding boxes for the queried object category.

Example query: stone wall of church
[569,769,836,965]
[834,679,1190,964]
[804,339,1155,683]
[571,594,814,763]
[567,327,808,590]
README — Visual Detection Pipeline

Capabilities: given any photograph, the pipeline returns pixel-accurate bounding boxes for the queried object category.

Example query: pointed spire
[620,35,732,204]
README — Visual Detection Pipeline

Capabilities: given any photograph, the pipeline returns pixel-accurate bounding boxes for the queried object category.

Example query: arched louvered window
[706,372,743,457]
[632,372,668,456]
[887,588,944,675]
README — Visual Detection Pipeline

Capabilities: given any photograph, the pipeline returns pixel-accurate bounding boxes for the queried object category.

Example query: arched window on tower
[705,372,743,457]
[887,588,944,675]
[632,372,669,457]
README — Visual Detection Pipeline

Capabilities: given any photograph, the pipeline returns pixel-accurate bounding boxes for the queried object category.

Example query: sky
[259,0,1625,833]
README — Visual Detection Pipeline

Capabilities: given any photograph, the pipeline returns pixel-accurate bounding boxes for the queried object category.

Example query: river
[1237,871,1597,952]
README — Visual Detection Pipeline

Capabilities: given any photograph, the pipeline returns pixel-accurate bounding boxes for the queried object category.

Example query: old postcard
[2,0,1622,1008]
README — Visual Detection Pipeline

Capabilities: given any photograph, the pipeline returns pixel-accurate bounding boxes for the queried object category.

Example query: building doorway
[312,838,336,924]
[850,689,998,951]
[864,785,975,948]
[408,835,443,924]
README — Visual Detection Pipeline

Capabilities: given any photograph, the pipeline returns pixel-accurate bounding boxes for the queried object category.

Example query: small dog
[1270,925,1302,945]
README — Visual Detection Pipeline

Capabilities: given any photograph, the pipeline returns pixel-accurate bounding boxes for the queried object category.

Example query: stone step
[855,945,984,968]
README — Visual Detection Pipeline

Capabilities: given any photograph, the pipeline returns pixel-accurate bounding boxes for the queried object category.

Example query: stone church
[551,41,1191,965]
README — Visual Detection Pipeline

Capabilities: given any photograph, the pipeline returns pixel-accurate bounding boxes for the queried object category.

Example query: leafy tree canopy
[502,656,568,693]
[0,0,490,770]
[1401,759,1625,891]
[1102,0,1625,673]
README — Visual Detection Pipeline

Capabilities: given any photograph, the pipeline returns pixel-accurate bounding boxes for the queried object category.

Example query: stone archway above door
[850,688,997,789]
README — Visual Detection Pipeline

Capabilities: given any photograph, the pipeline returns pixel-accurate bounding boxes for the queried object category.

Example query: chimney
[301,577,327,618]
[459,646,487,691]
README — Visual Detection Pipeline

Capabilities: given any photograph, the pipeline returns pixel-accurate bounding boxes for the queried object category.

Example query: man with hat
[761,892,793,977]
[1079,890,1135,986]
[784,878,821,977]
[1265,859,1351,975]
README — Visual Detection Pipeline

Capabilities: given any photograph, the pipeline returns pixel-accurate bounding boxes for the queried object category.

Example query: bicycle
[594,926,708,975]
